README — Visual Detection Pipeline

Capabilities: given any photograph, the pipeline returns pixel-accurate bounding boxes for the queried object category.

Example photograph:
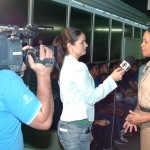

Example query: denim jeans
[57,120,92,150]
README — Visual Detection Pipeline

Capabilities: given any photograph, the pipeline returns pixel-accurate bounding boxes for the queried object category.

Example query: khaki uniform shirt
[138,61,150,150]
[138,61,150,108]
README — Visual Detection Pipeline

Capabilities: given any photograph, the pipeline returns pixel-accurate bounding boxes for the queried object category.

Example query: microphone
[120,55,135,71]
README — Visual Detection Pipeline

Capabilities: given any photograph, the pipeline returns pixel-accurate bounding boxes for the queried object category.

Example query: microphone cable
[110,88,116,149]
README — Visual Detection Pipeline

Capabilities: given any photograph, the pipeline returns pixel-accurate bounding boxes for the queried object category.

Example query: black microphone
[120,55,135,71]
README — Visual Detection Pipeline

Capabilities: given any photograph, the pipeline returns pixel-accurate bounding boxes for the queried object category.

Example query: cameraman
[0,45,54,150]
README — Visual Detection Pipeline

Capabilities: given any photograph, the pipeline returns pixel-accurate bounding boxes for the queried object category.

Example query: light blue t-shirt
[0,70,42,150]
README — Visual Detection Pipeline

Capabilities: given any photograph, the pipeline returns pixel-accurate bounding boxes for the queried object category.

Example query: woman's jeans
[57,120,92,150]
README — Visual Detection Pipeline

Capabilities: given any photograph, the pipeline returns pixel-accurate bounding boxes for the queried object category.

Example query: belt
[140,106,150,113]
[59,120,91,134]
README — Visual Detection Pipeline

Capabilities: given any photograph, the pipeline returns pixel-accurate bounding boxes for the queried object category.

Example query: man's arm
[26,45,54,130]
[29,74,54,130]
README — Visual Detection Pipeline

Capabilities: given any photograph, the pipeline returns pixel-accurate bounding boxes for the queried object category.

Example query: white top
[59,55,117,122]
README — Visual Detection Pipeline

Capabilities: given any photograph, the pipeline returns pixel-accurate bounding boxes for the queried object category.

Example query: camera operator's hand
[25,44,54,130]
[27,45,54,76]
[110,67,125,81]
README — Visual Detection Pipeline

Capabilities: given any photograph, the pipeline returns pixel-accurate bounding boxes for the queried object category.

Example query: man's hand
[93,119,110,126]
[123,113,137,133]
[128,110,150,125]
[27,45,54,130]
[123,120,137,133]
[27,45,54,76]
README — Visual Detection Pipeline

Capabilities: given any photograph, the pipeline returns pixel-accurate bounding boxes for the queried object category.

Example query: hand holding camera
[23,46,55,68]
[23,45,54,76]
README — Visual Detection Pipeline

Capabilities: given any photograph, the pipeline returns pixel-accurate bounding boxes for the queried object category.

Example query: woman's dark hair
[52,35,65,69]
[61,27,83,54]
[52,27,83,67]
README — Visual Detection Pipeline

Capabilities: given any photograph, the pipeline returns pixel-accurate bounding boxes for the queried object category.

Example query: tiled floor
[91,130,140,150]
[113,131,140,150]
[23,124,140,150]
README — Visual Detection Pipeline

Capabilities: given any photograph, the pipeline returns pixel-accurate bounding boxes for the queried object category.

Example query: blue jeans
[57,120,92,150]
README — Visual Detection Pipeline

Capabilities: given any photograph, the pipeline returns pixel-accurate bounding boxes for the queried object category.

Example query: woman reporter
[56,27,125,150]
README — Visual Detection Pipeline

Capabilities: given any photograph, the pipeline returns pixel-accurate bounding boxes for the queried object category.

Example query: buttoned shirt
[138,61,150,108]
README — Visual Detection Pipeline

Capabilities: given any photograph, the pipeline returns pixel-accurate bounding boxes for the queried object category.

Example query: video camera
[0,24,55,73]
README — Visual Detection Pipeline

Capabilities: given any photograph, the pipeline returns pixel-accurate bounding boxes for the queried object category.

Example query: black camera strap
[34,46,56,67]
[35,58,55,67]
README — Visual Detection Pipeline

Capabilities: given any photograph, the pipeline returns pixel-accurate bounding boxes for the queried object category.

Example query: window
[0,0,28,27]
[124,24,133,38]
[70,7,91,62]
[34,0,66,46]
[110,20,122,60]
[93,15,109,61]
[134,27,141,39]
